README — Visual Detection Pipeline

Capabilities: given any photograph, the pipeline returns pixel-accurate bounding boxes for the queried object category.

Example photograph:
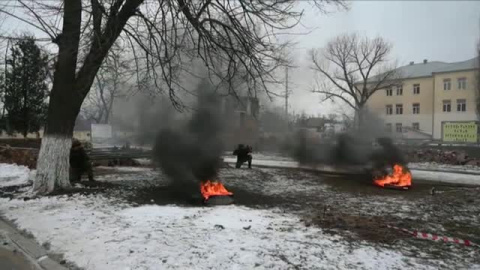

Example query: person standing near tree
[70,139,94,183]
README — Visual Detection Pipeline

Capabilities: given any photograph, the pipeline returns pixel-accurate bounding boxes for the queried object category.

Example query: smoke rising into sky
[152,79,224,192]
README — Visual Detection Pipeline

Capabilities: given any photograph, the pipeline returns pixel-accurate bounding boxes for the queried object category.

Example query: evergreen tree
[4,37,49,137]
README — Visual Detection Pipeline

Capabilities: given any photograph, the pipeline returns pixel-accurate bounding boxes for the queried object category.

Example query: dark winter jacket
[70,144,90,169]
[233,145,252,162]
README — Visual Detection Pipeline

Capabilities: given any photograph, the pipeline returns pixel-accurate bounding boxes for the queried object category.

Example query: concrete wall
[1,129,91,142]
[367,76,434,136]
[0,130,44,139]
[432,70,479,139]
[367,68,479,140]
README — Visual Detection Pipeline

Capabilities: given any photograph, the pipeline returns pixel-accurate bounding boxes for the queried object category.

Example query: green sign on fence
[442,122,478,143]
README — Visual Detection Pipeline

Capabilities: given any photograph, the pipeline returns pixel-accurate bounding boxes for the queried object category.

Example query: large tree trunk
[353,104,368,130]
[33,77,83,193]
[353,109,362,129]
[34,0,142,194]
[34,132,73,192]
[33,0,82,194]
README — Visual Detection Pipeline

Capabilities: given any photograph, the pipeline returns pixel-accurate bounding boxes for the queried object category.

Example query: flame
[200,180,233,200]
[374,164,412,188]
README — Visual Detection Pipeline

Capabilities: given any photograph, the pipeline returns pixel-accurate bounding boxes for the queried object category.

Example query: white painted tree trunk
[33,134,72,194]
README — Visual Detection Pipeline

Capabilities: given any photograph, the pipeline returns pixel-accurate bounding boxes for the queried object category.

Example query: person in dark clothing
[233,144,252,168]
[70,139,94,183]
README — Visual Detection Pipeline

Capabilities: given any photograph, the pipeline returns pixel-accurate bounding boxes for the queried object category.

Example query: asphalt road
[0,243,36,270]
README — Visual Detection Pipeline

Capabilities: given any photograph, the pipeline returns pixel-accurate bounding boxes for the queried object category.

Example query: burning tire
[200,180,234,205]
[204,195,234,206]
[373,164,412,190]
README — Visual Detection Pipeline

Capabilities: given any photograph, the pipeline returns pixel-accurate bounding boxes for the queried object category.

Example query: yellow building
[366,57,479,141]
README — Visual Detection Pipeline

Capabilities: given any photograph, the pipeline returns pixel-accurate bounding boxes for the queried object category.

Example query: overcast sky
[280,0,480,117]
[1,1,479,117]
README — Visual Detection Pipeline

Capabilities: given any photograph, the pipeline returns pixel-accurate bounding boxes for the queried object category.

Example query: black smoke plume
[288,112,407,169]
[153,80,224,192]
[290,131,370,166]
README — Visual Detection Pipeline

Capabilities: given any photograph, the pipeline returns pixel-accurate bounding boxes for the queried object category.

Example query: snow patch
[411,170,480,185]
[0,163,32,187]
[0,195,435,270]
[223,158,480,186]
[133,158,152,166]
[409,162,480,174]
[224,157,299,168]
[97,166,152,172]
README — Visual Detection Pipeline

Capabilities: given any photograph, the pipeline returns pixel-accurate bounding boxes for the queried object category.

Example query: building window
[442,100,451,112]
[385,123,392,132]
[396,85,403,96]
[458,78,467,90]
[412,123,419,130]
[386,88,392,96]
[413,84,420,94]
[412,103,420,114]
[395,104,403,115]
[395,123,402,133]
[457,99,466,112]
[443,79,451,90]
[386,105,393,115]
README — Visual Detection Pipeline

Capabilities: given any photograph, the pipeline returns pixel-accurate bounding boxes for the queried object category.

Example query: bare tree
[0,0,345,194]
[81,43,133,124]
[310,33,399,126]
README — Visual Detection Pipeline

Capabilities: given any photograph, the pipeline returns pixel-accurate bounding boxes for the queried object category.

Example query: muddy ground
[1,165,479,268]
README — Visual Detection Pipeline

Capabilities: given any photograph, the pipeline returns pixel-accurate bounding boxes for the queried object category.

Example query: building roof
[369,57,479,82]
[395,61,451,79]
[433,57,479,74]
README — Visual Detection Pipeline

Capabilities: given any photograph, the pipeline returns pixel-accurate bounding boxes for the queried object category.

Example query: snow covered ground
[224,152,294,162]
[1,163,479,269]
[224,152,293,162]
[97,166,152,172]
[0,163,33,187]
[227,153,480,173]
[0,194,439,270]
[223,157,480,186]
[409,162,480,174]
[224,157,298,168]
[411,170,480,186]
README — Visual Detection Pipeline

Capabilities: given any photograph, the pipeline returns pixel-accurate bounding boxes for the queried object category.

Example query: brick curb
[0,217,67,270]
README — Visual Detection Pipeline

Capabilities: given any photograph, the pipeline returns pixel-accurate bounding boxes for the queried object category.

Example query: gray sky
[281,0,480,117]
[1,1,479,118]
